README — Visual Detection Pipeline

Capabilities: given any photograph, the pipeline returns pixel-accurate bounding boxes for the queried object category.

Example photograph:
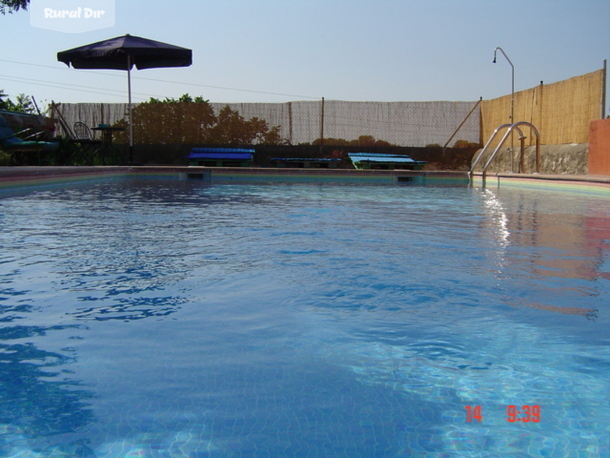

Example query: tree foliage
[0,90,36,114]
[207,106,280,144]
[114,94,286,145]
[146,94,209,104]
[452,139,481,148]
[0,0,29,14]
[425,140,481,148]
[312,135,394,147]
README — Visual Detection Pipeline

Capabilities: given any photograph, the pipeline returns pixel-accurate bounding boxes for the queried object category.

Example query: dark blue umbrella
[58,34,193,162]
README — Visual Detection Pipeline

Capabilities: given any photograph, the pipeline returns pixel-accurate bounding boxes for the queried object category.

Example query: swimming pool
[0,178,608,456]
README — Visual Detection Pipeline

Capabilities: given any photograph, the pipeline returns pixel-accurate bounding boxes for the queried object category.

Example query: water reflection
[0,325,95,455]
[482,189,510,247]
[511,299,598,320]
[1,180,285,326]
[73,295,189,321]
[481,188,607,319]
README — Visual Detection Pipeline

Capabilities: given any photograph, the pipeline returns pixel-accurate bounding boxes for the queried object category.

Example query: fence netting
[52,68,604,147]
[53,100,481,147]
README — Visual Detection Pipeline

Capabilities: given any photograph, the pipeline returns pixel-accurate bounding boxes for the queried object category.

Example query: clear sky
[1,0,609,114]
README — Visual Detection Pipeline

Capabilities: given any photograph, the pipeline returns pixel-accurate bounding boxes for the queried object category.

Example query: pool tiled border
[470,172,610,196]
[0,166,128,190]
[1,166,609,195]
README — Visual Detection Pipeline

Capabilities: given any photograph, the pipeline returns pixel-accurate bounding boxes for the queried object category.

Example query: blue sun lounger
[0,115,59,165]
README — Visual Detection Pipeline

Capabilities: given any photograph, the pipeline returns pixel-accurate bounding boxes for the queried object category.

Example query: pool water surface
[0,179,608,456]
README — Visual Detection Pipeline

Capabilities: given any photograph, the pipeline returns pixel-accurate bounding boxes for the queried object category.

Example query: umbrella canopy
[57,34,192,162]
[57,34,192,71]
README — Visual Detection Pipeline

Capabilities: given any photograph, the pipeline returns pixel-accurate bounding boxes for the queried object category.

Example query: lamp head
[493,57,496,63]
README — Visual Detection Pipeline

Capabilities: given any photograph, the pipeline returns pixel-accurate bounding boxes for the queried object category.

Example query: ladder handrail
[470,123,513,175]
[471,121,540,186]
[481,125,525,178]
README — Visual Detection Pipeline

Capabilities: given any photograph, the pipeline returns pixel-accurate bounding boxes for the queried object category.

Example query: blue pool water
[0,178,608,457]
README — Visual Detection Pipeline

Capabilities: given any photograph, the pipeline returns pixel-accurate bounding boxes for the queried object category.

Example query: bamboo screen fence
[480,68,605,146]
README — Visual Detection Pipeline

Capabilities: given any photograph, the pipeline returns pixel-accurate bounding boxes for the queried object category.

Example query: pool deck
[0,166,609,192]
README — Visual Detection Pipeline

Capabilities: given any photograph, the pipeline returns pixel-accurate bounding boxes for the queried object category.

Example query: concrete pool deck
[0,166,609,193]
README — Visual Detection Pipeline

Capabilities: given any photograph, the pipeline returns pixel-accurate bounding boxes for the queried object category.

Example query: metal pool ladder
[470,121,540,187]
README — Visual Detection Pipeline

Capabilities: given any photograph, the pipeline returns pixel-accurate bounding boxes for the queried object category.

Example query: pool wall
[0,166,129,190]
[1,166,609,194]
[186,167,470,186]
[0,166,471,188]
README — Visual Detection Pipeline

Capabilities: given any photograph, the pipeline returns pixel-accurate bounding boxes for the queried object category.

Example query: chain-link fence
[53,99,481,147]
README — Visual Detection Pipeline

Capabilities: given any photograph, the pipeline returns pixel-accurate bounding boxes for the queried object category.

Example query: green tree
[117,97,216,144]
[0,0,29,14]
[351,135,376,146]
[203,104,286,145]
[348,135,393,147]
[146,94,209,104]
[0,90,36,114]
[0,90,10,110]
[118,95,286,145]
[453,139,481,148]
[264,125,284,145]
[312,135,394,147]
[208,106,256,144]
[312,137,348,146]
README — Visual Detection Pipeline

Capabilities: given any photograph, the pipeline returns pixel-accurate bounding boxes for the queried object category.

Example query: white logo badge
[30,0,115,33]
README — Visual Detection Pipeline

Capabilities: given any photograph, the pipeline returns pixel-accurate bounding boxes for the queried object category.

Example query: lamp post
[493,47,515,171]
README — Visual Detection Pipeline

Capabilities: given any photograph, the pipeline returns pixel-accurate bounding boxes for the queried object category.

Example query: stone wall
[472,143,588,175]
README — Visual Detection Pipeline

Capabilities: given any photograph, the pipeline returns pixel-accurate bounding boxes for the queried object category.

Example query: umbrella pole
[127,55,133,164]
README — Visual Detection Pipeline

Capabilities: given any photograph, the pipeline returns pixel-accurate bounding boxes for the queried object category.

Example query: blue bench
[186,147,254,167]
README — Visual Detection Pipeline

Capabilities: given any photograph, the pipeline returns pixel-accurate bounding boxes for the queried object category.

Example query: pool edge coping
[1,166,609,191]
